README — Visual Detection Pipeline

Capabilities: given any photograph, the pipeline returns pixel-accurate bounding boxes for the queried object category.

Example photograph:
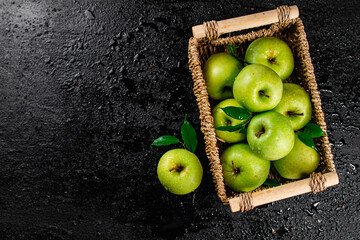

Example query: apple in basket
[244,37,294,81]
[212,98,250,143]
[273,83,312,130]
[233,64,283,113]
[221,143,270,192]
[247,111,295,161]
[274,133,320,179]
[203,52,243,100]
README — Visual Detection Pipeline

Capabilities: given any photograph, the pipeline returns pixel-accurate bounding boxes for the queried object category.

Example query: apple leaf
[181,114,198,153]
[151,135,180,146]
[263,179,280,187]
[298,132,317,150]
[303,123,326,138]
[227,43,247,64]
[220,107,251,120]
[239,127,247,134]
[227,43,239,56]
[214,124,246,133]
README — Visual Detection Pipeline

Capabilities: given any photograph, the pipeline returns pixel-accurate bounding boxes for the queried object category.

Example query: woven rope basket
[188,5,338,212]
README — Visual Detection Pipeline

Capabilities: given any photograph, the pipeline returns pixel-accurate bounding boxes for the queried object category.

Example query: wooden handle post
[192,5,299,39]
[229,172,339,213]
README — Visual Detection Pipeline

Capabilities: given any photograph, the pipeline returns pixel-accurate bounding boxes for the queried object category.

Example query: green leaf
[239,127,247,134]
[215,124,245,132]
[220,107,251,120]
[263,179,280,187]
[303,123,326,138]
[151,135,180,146]
[298,132,317,151]
[181,115,198,152]
[227,43,239,56]
[226,43,247,64]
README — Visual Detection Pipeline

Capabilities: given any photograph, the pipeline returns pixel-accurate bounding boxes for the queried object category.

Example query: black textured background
[1,0,359,239]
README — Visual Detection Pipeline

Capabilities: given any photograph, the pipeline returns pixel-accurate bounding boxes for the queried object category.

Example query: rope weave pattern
[188,6,336,208]
[203,20,219,40]
[277,5,290,23]
[188,37,227,203]
[238,193,254,212]
[310,172,327,194]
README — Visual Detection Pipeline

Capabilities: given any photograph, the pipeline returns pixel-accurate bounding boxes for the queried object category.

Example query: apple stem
[259,90,270,98]
[170,165,184,173]
[255,127,265,137]
[180,141,187,150]
[268,58,277,64]
[244,117,252,125]
[232,161,240,174]
[287,111,304,116]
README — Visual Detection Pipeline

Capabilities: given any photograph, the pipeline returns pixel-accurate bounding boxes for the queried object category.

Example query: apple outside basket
[187,5,339,212]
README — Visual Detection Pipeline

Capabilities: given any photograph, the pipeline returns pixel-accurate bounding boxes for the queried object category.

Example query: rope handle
[193,5,299,40]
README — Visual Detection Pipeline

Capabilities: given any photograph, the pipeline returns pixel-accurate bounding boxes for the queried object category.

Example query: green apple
[212,98,248,143]
[273,83,312,130]
[233,64,283,112]
[247,111,295,161]
[157,149,203,195]
[221,143,270,192]
[203,52,243,100]
[274,133,320,179]
[244,37,294,80]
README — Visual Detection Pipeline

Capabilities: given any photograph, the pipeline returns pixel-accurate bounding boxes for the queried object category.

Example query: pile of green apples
[205,37,325,193]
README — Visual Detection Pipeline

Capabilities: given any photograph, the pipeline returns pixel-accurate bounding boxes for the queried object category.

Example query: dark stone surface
[0,0,359,239]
